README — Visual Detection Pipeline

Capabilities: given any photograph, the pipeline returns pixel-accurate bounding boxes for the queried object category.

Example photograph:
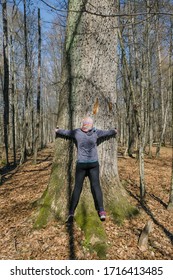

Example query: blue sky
[0,0,67,31]
[34,0,56,23]
[33,0,67,30]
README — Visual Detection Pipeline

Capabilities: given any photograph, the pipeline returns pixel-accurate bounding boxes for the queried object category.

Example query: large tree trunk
[34,0,138,258]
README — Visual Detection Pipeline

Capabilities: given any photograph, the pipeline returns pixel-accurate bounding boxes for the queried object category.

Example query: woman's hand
[55,126,59,134]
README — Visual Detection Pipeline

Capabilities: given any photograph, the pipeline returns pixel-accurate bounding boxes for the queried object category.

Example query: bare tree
[2,0,9,165]
[167,18,173,210]
[155,1,169,157]
[34,0,138,258]
[20,0,29,164]
[33,8,41,164]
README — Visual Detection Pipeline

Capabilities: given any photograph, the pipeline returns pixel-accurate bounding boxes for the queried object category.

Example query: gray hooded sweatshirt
[56,128,116,163]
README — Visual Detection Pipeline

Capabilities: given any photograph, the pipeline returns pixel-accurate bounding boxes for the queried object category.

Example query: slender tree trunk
[10,34,16,165]
[20,0,29,164]
[155,24,169,155]
[118,26,145,200]
[2,0,9,165]
[34,0,138,259]
[40,95,44,149]
[167,18,173,210]
[155,6,165,157]
[33,8,41,164]
[168,107,173,209]
[145,1,153,156]
[168,143,173,210]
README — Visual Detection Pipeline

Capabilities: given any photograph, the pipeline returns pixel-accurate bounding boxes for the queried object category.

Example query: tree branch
[39,1,173,17]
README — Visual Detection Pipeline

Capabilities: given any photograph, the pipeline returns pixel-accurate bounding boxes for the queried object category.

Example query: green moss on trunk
[109,199,139,225]
[33,141,70,228]
[76,199,107,259]
[33,191,52,229]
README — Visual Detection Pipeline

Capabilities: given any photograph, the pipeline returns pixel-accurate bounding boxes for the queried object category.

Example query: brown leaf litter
[0,144,172,260]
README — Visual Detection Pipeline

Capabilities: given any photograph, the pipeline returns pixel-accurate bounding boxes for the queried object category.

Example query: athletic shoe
[98,211,106,221]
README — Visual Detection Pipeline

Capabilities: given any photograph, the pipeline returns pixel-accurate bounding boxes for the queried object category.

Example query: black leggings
[69,162,104,214]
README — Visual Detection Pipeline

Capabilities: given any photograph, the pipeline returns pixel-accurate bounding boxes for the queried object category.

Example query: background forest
[0,0,172,166]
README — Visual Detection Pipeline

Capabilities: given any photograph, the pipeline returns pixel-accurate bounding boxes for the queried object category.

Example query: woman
[55,116,117,223]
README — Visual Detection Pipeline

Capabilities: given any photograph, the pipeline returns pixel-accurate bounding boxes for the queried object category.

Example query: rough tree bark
[34,0,138,258]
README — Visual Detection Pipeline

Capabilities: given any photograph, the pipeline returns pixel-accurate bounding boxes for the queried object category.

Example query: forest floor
[0,143,173,260]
